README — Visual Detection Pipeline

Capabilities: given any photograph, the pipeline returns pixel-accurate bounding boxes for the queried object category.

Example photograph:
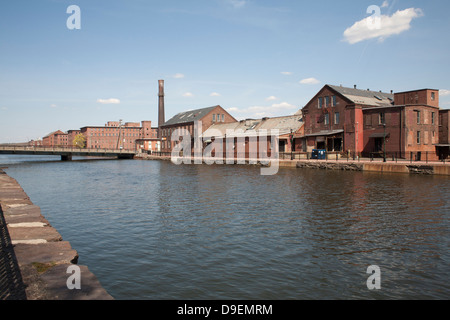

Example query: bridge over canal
[0,146,136,161]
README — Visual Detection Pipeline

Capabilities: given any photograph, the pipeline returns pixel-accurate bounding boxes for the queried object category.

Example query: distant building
[67,130,81,147]
[160,105,237,153]
[80,121,158,150]
[28,139,43,147]
[301,84,441,160]
[42,130,69,147]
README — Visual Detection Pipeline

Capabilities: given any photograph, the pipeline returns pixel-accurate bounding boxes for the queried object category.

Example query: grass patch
[32,261,56,274]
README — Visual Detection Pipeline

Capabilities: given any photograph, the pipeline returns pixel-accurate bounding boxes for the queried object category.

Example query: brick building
[437,109,450,159]
[67,130,81,147]
[160,105,237,153]
[80,121,158,150]
[42,130,69,147]
[301,84,442,160]
[135,138,161,154]
[201,114,304,161]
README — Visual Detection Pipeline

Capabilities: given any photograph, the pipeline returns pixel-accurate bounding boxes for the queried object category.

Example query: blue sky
[1,0,449,142]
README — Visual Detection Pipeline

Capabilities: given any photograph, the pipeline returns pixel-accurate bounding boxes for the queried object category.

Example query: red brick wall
[303,87,348,136]
[161,106,237,153]
[439,110,450,144]
[394,89,439,108]
[82,125,142,150]
[404,105,439,154]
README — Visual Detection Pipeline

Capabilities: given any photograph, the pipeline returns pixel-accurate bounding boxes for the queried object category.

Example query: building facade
[201,114,304,161]
[160,105,237,153]
[80,121,158,150]
[301,85,441,160]
[437,109,450,159]
[42,130,69,147]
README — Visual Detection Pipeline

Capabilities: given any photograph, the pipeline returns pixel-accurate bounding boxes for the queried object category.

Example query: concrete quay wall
[295,160,450,176]
[136,154,450,175]
[0,169,113,300]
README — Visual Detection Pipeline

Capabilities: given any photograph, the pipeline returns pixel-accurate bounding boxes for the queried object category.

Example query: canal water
[1,155,449,299]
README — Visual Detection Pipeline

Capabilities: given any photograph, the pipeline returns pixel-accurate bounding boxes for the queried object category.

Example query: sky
[1,0,450,143]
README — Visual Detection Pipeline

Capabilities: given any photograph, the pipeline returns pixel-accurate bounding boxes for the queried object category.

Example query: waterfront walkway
[0,169,113,300]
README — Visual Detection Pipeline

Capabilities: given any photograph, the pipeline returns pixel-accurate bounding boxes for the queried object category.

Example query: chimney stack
[158,80,165,138]
[354,85,357,89]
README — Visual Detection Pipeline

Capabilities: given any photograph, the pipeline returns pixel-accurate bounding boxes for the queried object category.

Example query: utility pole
[116,119,123,150]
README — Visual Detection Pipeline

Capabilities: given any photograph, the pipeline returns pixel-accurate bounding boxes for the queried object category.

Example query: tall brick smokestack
[158,80,165,138]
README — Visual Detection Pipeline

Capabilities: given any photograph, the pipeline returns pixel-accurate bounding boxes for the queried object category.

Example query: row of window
[322,112,340,125]
[416,110,436,125]
[367,111,437,126]
[318,96,337,109]
[162,126,194,138]
[90,132,140,137]
[212,114,225,122]
[90,127,140,132]
[416,130,436,145]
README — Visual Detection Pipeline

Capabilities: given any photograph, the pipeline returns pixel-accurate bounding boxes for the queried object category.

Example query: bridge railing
[0,146,136,154]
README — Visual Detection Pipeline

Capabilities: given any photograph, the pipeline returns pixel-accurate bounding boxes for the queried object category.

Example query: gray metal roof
[202,115,304,138]
[328,85,394,107]
[163,106,219,126]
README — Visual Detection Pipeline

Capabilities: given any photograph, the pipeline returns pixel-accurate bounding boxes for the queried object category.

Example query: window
[334,112,340,125]
[431,112,435,125]
[379,112,385,125]
[417,131,421,144]
[324,113,329,125]
[364,114,372,126]
[417,111,421,124]
[332,96,337,107]
[212,114,216,122]
[318,97,323,109]
[431,92,435,101]
[325,96,330,107]
[221,114,225,122]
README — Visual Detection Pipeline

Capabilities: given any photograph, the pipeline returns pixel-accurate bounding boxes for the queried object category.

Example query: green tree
[73,133,86,149]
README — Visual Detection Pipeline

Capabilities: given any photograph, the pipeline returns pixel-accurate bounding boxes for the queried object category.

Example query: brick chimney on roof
[158,80,165,138]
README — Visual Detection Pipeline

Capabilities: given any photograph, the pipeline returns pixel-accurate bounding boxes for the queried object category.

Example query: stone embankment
[296,161,363,171]
[0,168,113,300]
[295,160,450,175]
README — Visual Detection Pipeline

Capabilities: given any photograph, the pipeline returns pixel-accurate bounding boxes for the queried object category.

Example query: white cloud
[343,8,424,44]
[227,102,297,118]
[227,0,246,8]
[300,77,320,85]
[97,98,120,104]
[182,92,194,97]
[50,104,57,108]
[440,89,450,97]
[173,73,185,79]
[1,107,7,110]
[281,71,293,75]
[381,1,389,8]
[210,92,221,97]
[265,96,278,101]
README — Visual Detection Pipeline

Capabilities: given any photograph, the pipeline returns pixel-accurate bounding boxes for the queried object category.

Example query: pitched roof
[163,106,219,126]
[202,115,304,138]
[328,85,394,107]
[42,130,66,139]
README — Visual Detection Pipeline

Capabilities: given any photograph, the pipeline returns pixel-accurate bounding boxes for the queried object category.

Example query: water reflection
[2,156,449,299]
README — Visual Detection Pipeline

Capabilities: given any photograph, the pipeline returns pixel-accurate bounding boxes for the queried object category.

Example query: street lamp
[383,123,386,162]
